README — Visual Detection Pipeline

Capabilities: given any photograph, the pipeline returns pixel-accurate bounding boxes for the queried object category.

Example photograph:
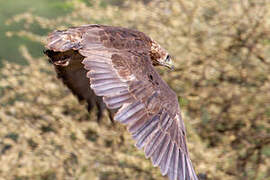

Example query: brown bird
[45,24,198,180]
[44,48,113,122]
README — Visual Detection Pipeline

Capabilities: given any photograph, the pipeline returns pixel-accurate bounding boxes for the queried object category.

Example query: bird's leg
[108,109,115,124]
[96,99,105,123]
[87,100,94,112]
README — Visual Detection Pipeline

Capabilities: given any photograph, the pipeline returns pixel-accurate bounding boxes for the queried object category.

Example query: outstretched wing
[45,27,108,121]
[46,25,198,180]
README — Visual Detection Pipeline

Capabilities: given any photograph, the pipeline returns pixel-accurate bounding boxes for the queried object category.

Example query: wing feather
[115,101,144,121]
[127,113,149,133]
[151,133,170,167]
[103,90,134,109]
[46,25,198,180]
[161,141,174,175]
[156,134,171,165]
[81,50,198,180]
[144,129,163,158]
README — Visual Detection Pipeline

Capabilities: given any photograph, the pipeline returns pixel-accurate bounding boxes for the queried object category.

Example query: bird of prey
[44,45,114,122]
[44,24,198,180]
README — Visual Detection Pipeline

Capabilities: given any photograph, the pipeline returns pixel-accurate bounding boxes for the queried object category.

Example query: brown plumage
[44,49,114,122]
[44,24,198,180]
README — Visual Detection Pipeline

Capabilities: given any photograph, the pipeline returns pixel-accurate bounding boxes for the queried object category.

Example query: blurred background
[0,0,269,180]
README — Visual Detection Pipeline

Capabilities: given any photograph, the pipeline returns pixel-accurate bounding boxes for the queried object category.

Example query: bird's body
[45,48,111,121]
[45,24,198,180]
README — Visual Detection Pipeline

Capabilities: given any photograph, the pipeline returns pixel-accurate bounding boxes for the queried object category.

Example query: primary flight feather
[44,24,198,180]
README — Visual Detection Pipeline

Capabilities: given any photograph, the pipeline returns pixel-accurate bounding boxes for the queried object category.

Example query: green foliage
[0,0,73,67]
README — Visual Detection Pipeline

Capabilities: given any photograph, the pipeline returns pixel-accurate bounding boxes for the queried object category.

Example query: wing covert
[79,28,198,179]
[46,25,198,180]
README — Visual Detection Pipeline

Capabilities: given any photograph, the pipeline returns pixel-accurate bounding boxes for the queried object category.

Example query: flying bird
[45,38,114,122]
[44,24,198,180]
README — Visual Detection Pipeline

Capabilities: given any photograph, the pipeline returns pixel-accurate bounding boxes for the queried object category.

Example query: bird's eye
[165,55,171,62]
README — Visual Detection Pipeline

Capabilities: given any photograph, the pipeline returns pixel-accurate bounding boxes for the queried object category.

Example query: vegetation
[0,0,72,67]
[1,0,269,179]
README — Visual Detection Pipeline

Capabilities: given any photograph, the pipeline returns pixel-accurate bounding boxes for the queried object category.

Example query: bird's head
[150,40,174,70]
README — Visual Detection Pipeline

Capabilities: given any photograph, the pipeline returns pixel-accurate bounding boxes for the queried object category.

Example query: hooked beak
[162,61,175,70]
